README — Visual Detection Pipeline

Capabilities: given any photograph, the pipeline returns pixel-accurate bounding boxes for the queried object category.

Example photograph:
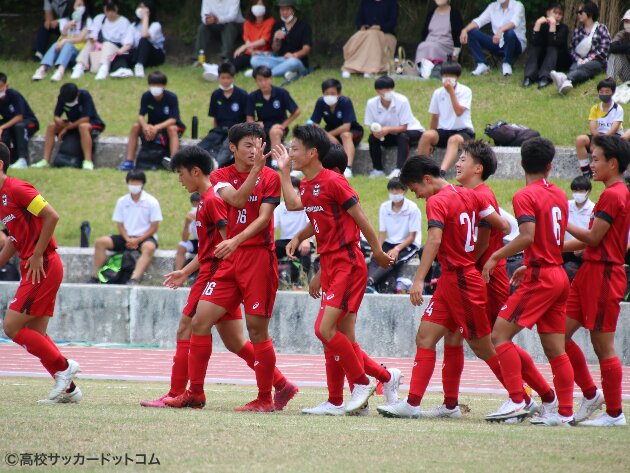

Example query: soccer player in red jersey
[273,126,401,415]
[563,135,630,427]
[141,146,297,410]
[483,137,575,426]
[376,156,511,419]
[0,143,81,403]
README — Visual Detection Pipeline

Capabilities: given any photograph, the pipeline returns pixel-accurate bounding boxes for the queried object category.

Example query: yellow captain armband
[26,194,48,216]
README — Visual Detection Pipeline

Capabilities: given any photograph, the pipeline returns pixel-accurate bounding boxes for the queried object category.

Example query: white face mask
[442,77,457,86]
[625,23,630,33]
[382,91,394,102]
[149,86,164,97]
[135,7,144,19]
[191,206,198,212]
[73,6,85,18]
[281,15,294,23]
[0,90,6,99]
[572,192,588,204]
[323,95,338,106]
[389,193,404,203]
[251,5,266,17]
[128,184,143,195]
[219,83,234,91]
[66,99,78,107]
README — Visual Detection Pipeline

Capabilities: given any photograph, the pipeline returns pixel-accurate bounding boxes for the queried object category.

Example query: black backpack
[197,128,233,167]
[485,120,541,147]
[135,140,167,171]
[53,131,83,168]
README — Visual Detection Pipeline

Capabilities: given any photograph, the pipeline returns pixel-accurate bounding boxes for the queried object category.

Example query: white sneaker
[549,70,566,90]
[502,63,513,76]
[110,67,133,79]
[346,402,371,417]
[381,368,402,405]
[284,70,298,82]
[134,63,145,78]
[369,170,385,178]
[50,68,64,82]
[48,359,80,400]
[38,386,82,404]
[377,398,421,418]
[418,404,462,419]
[32,67,46,81]
[471,63,490,76]
[202,63,219,81]
[574,389,605,422]
[244,69,254,78]
[388,168,401,179]
[420,59,434,79]
[343,167,353,178]
[11,158,28,169]
[302,401,345,416]
[95,64,109,80]
[580,412,627,427]
[485,399,528,421]
[70,64,84,79]
[530,412,576,427]
[341,70,351,79]
[559,80,573,95]
[345,379,376,413]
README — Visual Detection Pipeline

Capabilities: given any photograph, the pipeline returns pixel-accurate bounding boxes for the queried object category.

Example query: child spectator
[575,78,623,177]
[607,10,630,83]
[32,0,93,83]
[91,170,163,284]
[366,178,421,293]
[310,78,363,178]
[231,0,275,74]
[32,82,105,170]
[417,62,473,175]
[193,0,244,64]
[563,176,594,281]
[119,71,185,171]
[33,0,70,61]
[175,192,201,271]
[364,75,424,179]
[0,73,39,169]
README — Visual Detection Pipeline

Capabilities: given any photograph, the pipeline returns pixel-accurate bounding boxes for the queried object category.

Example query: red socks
[565,340,597,400]
[237,341,285,390]
[442,345,464,409]
[600,356,623,417]
[408,348,436,407]
[325,332,368,386]
[353,343,390,383]
[168,339,190,397]
[188,334,212,395]
[252,339,276,404]
[549,354,575,417]
[514,344,554,403]
[13,328,67,376]
[495,342,524,403]
[324,349,345,406]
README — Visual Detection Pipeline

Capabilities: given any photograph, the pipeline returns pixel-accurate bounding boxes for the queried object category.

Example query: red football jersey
[0,176,57,260]
[426,184,495,271]
[211,165,280,250]
[583,181,630,264]
[475,183,506,270]
[196,187,228,263]
[300,168,360,255]
[512,179,568,267]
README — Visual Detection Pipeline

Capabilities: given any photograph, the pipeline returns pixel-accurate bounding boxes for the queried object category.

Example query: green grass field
[0,378,628,473]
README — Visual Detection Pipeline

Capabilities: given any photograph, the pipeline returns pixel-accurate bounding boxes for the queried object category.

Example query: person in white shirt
[91,170,163,284]
[364,76,424,179]
[417,62,474,175]
[460,0,527,76]
[274,176,313,285]
[175,192,200,271]
[194,0,244,62]
[562,175,595,282]
[366,178,421,293]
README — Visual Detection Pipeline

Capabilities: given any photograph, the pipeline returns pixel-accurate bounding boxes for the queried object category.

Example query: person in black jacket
[415,0,463,79]
[607,10,630,84]
[523,3,569,89]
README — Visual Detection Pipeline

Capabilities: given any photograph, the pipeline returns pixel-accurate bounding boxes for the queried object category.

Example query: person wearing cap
[193,0,244,63]
[607,9,630,84]
[249,0,312,81]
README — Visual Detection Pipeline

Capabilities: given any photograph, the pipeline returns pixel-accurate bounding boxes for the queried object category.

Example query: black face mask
[599,94,612,103]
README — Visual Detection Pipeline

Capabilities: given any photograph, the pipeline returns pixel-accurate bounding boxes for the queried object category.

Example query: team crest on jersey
[272,100,281,109]
[2,194,7,206]
[231,103,240,112]
[163,106,170,114]
[336,110,342,119]
[313,184,320,196]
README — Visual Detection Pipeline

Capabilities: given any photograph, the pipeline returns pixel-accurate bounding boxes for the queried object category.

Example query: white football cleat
[530,412,576,427]
[418,404,462,419]
[580,412,627,427]
[471,63,490,76]
[504,398,538,423]
[381,368,402,405]
[345,379,376,413]
[377,398,421,418]
[346,402,370,417]
[533,395,559,420]
[485,399,528,422]
[302,401,345,416]
[48,359,81,400]
[38,386,82,404]
[574,389,605,422]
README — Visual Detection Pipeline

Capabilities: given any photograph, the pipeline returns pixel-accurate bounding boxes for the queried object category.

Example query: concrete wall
[0,282,628,365]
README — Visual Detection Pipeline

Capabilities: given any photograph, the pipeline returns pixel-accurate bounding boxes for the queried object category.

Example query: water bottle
[80,221,91,247]
[198,49,205,66]
[191,116,198,139]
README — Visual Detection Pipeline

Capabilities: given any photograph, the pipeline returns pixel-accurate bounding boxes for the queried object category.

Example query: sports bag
[53,131,83,168]
[97,251,136,284]
[135,139,167,171]
[484,120,541,147]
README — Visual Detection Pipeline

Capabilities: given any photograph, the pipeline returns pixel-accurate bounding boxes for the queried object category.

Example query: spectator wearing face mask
[607,9,630,84]
[575,78,623,178]
[562,175,594,282]
[417,62,473,177]
[230,0,275,74]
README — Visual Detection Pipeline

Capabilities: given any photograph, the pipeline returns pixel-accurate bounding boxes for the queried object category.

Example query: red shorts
[422,267,491,340]
[201,246,278,317]
[499,265,569,334]
[182,259,242,322]
[566,261,626,332]
[486,264,510,326]
[320,244,368,314]
[10,251,63,317]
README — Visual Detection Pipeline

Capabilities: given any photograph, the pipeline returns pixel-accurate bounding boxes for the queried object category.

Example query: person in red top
[562,134,630,427]
[230,0,275,72]
[483,137,575,426]
[141,146,296,410]
[272,125,400,415]
[376,155,511,419]
[0,142,81,403]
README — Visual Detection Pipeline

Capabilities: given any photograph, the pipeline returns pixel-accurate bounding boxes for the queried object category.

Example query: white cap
[624,9,630,21]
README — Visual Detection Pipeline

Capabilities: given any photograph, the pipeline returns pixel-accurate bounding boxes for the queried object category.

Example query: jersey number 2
[459,212,477,253]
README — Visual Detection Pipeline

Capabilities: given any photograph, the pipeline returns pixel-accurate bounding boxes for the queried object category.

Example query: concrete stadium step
[28,136,580,180]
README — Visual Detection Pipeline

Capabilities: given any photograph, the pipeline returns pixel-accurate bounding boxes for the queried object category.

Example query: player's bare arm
[164,255,200,289]
[475,226,490,260]
[218,138,268,208]
[0,238,17,269]
[25,203,59,284]
[483,210,511,235]
[482,221,535,283]
[308,269,321,299]
[346,203,394,269]
[214,202,274,259]
[273,144,304,211]
[410,226,442,306]
[566,219,611,247]
[286,222,314,259]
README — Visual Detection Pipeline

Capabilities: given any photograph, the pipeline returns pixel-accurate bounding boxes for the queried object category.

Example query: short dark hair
[228,122,266,146]
[126,169,146,184]
[253,65,272,79]
[520,137,555,174]
[148,71,167,85]
[171,146,213,175]
[59,82,79,103]
[387,178,406,191]
[400,155,441,185]
[218,62,236,77]
[104,0,118,11]
[321,78,341,93]
[547,2,563,13]
[570,175,592,192]
[321,143,347,173]
[440,62,462,77]
[190,191,201,203]
[581,1,599,22]
[374,75,395,90]
[461,140,497,181]
[246,0,271,22]
[290,176,301,188]
[597,77,616,93]
[292,125,331,161]
[0,72,7,84]
[592,134,630,173]
[0,142,10,173]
